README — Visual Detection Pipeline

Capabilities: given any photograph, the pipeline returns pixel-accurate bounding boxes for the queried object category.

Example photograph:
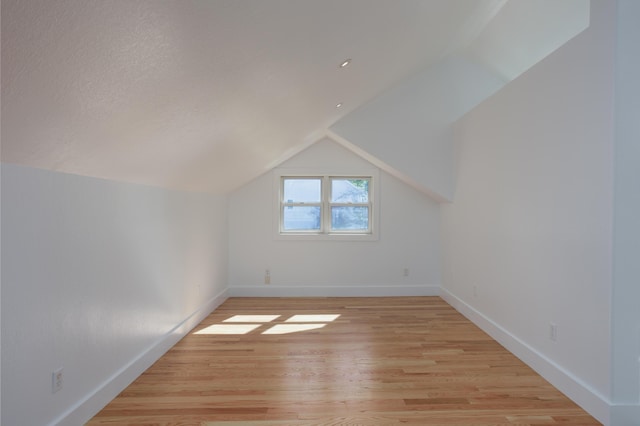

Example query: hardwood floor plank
[87,297,601,425]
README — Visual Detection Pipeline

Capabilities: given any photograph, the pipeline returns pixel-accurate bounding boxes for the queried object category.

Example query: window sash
[329,205,370,232]
[329,177,370,203]
[282,177,322,204]
[328,176,371,233]
[281,204,323,233]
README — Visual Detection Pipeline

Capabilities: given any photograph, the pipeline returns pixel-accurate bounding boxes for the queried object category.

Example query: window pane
[331,179,369,203]
[331,206,369,231]
[283,178,321,203]
[283,206,321,231]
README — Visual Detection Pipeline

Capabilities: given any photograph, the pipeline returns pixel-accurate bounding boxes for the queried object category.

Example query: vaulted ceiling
[1,0,588,195]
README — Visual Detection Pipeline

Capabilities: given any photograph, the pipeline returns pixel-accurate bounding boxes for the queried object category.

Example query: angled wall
[1,165,229,425]
[441,1,615,422]
[463,0,590,81]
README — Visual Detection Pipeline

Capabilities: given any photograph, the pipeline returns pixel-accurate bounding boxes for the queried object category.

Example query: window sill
[275,232,378,242]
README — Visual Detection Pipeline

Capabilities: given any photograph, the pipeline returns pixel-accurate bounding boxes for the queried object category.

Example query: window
[277,173,376,239]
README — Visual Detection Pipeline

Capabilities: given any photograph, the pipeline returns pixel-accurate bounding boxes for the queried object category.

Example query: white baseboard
[440,288,611,425]
[228,284,441,298]
[51,286,626,426]
[52,289,229,426]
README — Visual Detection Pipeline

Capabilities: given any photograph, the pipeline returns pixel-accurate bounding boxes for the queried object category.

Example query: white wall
[1,164,229,425]
[228,138,441,296]
[441,1,615,423]
[611,0,640,423]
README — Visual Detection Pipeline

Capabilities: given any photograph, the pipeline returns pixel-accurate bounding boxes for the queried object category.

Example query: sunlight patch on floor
[285,314,340,323]
[193,314,340,335]
[223,315,280,323]
[194,324,261,335]
[262,323,326,335]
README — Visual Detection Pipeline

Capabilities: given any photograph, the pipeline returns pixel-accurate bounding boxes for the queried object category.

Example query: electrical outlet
[52,368,63,393]
[473,285,478,298]
[403,268,409,277]
[264,269,271,285]
[549,323,558,342]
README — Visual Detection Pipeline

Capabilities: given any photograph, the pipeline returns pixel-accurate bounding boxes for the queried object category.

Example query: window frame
[274,168,379,241]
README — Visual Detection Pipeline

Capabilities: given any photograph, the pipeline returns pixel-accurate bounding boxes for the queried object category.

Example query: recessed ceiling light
[336,103,343,108]
[339,59,351,68]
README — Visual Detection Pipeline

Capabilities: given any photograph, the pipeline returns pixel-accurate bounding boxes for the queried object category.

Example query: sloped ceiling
[1,0,588,196]
[1,0,505,193]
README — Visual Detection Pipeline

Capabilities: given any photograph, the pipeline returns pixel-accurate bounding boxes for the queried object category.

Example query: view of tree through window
[281,177,371,234]
[330,178,369,231]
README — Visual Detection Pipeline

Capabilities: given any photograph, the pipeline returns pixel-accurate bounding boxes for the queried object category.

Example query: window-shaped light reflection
[262,323,326,335]
[193,314,341,336]
[223,315,280,323]
[194,324,261,335]
[285,314,340,323]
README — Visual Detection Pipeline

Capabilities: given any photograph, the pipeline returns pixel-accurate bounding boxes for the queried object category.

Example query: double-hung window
[279,175,375,238]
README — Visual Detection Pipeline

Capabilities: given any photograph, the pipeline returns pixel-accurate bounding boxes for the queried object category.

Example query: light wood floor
[87,297,600,425]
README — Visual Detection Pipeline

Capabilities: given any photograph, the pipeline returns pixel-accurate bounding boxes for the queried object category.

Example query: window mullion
[322,176,329,234]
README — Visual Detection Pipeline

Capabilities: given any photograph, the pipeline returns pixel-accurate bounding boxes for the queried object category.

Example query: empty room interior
[1,0,639,425]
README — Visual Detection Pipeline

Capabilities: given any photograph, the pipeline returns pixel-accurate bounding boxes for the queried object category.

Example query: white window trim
[273,168,379,241]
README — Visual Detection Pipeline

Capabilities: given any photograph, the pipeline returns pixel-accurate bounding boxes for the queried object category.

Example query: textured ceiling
[1,0,506,193]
